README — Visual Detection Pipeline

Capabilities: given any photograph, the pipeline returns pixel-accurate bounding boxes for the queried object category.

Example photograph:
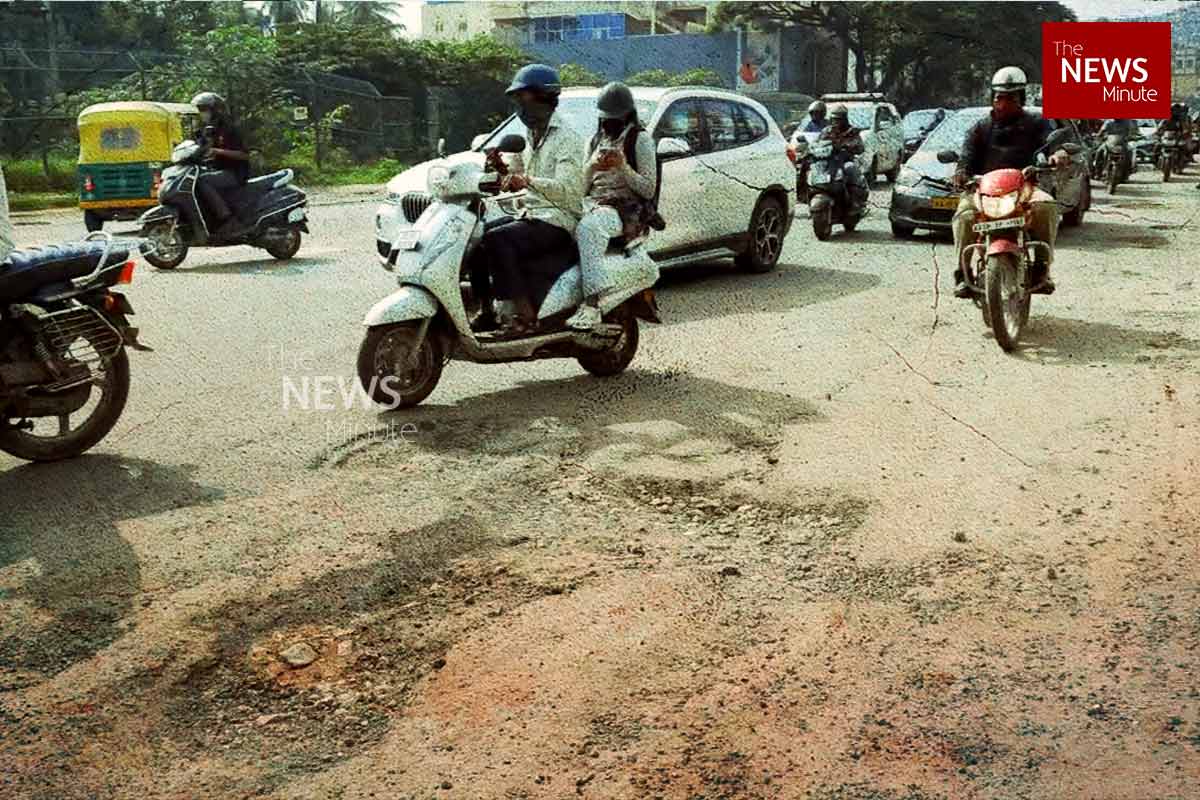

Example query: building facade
[420,1,720,44]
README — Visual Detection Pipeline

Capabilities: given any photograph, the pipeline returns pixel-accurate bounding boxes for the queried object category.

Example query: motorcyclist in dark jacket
[190,92,250,238]
[951,66,1069,298]
[817,104,868,208]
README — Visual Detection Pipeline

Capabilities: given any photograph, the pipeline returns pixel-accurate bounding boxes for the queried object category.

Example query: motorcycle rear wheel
[812,206,833,241]
[1162,160,1172,182]
[0,346,130,462]
[357,322,445,409]
[985,252,1030,353]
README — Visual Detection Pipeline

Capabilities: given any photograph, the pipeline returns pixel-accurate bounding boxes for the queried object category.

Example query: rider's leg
[489,219,574,332]
[951,194,976,298]
[196,169,239,234]
[843,162,868,207]
[567,205,622,330]
[1028,189,1060,291]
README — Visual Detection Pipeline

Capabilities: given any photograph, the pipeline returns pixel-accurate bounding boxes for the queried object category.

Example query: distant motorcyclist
[818,104,868,208]
[190,92,249,238]
[1099,118,1137,173]
[803,100,829,133]
[470,64,584,335]
[952,66,1068,298]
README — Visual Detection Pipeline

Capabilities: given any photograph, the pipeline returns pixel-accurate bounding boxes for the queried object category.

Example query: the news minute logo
[1042,22,1171,119]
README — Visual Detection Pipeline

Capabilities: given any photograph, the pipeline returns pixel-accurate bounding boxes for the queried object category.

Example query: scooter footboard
[363,284,439,327]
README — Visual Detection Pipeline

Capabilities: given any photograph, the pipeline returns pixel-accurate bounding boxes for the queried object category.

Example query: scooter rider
[474,64,584,335]
[1100,117,1137,174]
[566,82,657,332]
[819,104,868,208]
[190,92,250,238]
[803,101,829,133]
[952,66,1068,299]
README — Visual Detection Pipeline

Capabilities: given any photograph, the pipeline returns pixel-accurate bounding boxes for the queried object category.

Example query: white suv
[789,92,905,185]
[376,86,796,273]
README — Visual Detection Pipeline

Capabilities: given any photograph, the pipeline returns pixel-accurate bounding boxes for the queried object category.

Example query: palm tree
[336,1,396,28]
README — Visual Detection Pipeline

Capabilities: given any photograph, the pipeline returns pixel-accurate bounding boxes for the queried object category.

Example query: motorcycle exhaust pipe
[3,383,91,417]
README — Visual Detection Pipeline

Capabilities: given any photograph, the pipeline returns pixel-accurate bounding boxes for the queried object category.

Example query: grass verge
[10,192,78,212]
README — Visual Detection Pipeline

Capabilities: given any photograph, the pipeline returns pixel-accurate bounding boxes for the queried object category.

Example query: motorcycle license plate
[973,217,1023,233]
[393,230,420,251]
[930,196,958,210]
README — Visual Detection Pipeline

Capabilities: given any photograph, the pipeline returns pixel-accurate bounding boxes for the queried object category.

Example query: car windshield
[918,108,989,154]
[477,97,658,150]
[903,111,941,137]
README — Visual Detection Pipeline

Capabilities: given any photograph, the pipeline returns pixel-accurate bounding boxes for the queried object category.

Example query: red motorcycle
[939,129,1073,351]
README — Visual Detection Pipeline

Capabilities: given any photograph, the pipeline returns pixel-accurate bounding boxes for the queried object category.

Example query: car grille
[401,192,431,224]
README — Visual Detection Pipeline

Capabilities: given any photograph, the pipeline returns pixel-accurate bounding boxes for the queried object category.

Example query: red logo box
[1042,22,1171,119]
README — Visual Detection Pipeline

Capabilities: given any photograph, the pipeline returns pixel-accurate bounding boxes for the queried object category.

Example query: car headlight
[980,190,1019,218]
[427,166,452,197]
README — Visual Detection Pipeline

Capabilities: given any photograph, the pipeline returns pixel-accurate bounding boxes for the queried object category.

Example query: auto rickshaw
[77,101,197,231]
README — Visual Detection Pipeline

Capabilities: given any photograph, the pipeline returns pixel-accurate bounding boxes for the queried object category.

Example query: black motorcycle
[807,139,866,241]
[0,232,149,462]
[1156,133,1188,182]
[1102,134,1132,194]
[137,136,308,269]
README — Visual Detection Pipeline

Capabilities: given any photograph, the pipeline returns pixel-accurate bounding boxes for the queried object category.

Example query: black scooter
[137,134,309,269]
[808,140,866,241]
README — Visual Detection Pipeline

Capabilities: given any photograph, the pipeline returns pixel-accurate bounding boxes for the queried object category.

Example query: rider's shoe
[1029,262,1056,295]
[952,269,973,299]
[565,303,602,331]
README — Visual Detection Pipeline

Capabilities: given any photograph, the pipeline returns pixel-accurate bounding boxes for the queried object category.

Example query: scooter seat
[228,170,295,211]
[0,241,132,301]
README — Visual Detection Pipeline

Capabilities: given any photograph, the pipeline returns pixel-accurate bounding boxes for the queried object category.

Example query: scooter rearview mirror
[497,134,526,154]
[936,149,959,164]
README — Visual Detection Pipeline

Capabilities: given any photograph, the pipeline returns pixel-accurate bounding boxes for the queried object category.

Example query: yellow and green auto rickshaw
[77,101,198,231]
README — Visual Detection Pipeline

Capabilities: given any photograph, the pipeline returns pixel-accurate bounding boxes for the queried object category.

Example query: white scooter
[357,134,685,409]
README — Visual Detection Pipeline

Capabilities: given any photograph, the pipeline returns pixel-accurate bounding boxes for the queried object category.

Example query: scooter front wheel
[142,225,188,269]
[357,322,445,409]
[811,206,833,241]
[577,305,639,377]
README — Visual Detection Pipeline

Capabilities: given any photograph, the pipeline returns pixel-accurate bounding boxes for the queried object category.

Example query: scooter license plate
[973,217,1023,233]
[393,230,421,251]
[930,196,959,210]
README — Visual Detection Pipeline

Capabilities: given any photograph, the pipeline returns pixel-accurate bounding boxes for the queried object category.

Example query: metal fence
[0,46,416,165]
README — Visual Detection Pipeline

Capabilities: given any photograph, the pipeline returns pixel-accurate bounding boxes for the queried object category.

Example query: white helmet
[991,66,1027,99]
[808,100,826,116]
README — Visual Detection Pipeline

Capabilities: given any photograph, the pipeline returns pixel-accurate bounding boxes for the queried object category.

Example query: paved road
[3,172,1198,798]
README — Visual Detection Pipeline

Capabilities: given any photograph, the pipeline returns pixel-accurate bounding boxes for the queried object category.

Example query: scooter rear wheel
[812,206,833,241]
[264,228,302,261]
[357,322,445,409]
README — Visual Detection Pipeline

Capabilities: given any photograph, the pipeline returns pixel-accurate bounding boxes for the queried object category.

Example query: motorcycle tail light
[152,170,162,192]
[786,144,797,164]
[83,175,95,193]
[116,260,135,285]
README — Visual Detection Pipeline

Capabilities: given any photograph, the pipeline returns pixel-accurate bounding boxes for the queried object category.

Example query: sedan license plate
[973,217,1023,233]
[930,196,958,210]
[394,230,420,251]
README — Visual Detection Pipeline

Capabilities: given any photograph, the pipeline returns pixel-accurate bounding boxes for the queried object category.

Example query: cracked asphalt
[2,172,1198,799]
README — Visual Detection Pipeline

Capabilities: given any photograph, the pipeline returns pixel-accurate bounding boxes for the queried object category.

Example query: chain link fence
[0,45,417,168]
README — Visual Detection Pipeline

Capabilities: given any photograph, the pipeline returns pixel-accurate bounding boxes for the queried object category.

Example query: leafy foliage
[712,1,1075,109]
[559,63,606,88]
[625,68,725,88]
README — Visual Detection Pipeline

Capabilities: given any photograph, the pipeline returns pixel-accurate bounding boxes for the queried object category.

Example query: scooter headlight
[427,165,452,197]
[793,138,809,157]
[980,190,1019,218]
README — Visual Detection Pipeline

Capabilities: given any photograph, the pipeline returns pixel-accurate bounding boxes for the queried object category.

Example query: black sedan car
[889,106,1092,238]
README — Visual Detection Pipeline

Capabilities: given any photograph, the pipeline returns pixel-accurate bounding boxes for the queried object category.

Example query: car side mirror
[1062,142,1083,155]
[496,134,526,153]
[437,137,447,158]
[657,137,691,158]
[936,149,959,164]
[471,133,488,150]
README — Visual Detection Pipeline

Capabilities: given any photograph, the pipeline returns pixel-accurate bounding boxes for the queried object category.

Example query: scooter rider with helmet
[818,103,869,209]
[803,100,829,133]
[951,66,1068,299]
[470,64,585,335]
[189,92,250,238]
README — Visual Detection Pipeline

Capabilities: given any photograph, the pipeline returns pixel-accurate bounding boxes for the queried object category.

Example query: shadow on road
[167,256,335,276]
[1066,220,1171,249]
[1018,316,1200,364]
[655,263,881,326]
[0,455,223,680]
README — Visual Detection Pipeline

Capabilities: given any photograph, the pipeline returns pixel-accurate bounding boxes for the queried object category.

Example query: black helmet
[597,82,635,120]
[506,64,561,98]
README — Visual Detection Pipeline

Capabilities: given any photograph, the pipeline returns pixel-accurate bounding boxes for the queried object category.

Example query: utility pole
[44,0,60,98]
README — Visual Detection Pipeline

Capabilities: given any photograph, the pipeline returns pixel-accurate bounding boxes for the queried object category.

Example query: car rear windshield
[903,111,940,137]
[919,109,988,154]
[478,97,659,149]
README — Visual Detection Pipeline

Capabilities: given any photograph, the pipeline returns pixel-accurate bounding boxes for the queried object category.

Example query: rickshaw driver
[190,92,250,237]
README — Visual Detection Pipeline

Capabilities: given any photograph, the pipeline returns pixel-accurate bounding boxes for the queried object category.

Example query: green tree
[712,1,1074,109]
[559,63,605,87]
[625,67,724,88]
[337,1,396,28]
